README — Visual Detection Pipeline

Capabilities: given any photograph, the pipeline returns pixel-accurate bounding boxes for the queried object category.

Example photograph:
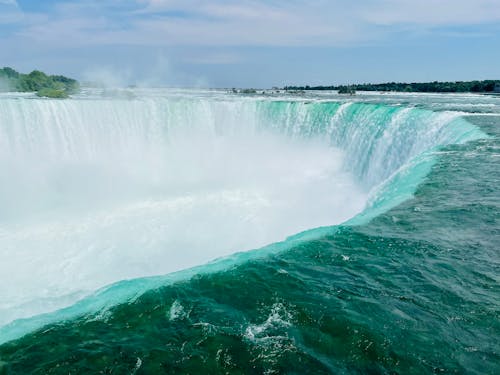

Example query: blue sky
[1,0,499,87]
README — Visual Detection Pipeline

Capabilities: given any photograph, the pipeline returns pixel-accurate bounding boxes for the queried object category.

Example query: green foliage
[17,70,50,91]
[337,86,356,95]
[0,66,79,97]
[284,80,500,93]
[0,67,19,79]
[36,88,69,99]
[51,74,80,94]
[0,67,19,91]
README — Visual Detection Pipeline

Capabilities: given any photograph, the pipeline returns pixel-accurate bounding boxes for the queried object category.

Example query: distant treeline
[0,67,79,98]
[284,80,500,93]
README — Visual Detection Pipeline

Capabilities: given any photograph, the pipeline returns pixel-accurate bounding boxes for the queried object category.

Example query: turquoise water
[0,91,498,374]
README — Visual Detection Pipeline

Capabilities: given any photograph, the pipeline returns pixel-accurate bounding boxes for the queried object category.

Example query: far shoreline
[282,80,500,95]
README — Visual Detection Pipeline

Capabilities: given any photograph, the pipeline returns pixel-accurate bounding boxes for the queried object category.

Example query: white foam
[0,96,367,328]
[0,90,485,336]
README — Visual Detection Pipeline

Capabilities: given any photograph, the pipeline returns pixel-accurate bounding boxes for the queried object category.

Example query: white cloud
[11,1,371,47]
[363,0,500,26]
[3,0,500,48]
[0,0,22,24]
[181,52,242,65]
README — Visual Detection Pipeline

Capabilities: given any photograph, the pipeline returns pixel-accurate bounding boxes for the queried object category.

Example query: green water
[0,94,498,374]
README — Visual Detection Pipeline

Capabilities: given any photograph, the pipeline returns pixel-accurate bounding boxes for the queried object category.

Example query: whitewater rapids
[0,89,483,339]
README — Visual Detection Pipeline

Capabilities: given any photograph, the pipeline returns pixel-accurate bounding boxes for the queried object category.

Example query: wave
[0,94,486,344]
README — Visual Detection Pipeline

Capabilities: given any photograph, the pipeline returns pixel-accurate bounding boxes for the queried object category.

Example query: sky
[0,0,499,87]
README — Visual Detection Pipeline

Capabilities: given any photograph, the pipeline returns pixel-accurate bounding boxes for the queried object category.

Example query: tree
[0,67,80,97]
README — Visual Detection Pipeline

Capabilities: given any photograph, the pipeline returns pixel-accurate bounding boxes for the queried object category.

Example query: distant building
[494,83,500,93]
